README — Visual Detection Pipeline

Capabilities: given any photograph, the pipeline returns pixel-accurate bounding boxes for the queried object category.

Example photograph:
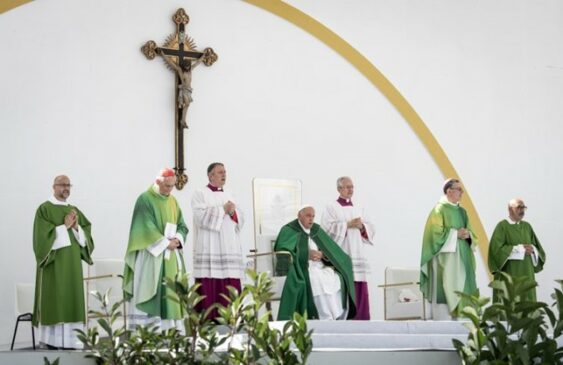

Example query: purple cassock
[353,281,371,320]
[195,278,242,320]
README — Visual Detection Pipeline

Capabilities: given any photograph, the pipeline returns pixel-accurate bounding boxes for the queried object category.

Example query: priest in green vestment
[275,205,356,321]
[420,178,478,319]
[123,168,188,331]
[33,175,94,349]
[488,198,545,302]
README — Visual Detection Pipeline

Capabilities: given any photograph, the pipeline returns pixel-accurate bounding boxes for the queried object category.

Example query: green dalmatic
[33,201,94,326]
[488,219,545,302]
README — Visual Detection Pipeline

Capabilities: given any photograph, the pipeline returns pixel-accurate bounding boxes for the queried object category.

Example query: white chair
[84,258,126,329]
[11,283,36,350]
[379,267,426,320]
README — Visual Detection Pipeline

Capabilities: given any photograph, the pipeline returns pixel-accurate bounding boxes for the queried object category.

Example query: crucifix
[141,8,218,189]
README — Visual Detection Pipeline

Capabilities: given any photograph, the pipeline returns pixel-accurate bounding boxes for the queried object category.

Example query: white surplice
[192,186,245,279]
[321,201,375,282]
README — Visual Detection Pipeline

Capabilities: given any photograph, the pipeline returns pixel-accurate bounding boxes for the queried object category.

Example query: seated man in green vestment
[488,198,546,302]
[33,175,94,349]
[275,205,356,321]
[123,168,189,331]
[420,178,478,320]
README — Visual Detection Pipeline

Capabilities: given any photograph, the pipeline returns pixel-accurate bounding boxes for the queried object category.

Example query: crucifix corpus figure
[157,46,216,129]
[158,48,197,129]
[142,8,218,130]
[141,8,218,189]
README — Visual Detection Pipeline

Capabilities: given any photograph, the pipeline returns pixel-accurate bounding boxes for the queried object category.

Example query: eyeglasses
[450,187,464,193]
[55,184,73,188]
[515,205,528,210]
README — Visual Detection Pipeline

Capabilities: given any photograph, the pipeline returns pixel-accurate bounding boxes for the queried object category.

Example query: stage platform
[305,319,469,350]
[2,320,467,364]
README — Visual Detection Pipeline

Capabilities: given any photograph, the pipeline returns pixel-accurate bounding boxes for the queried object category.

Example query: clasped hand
[64,210,78,229]
[309,249,324,261]
[224,201,236,215]
[347,217,363,229]
[167,238,181,250]
[457,228,470,240]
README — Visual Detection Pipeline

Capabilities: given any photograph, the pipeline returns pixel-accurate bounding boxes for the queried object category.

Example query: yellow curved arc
[244,0,490,270]
[0,0,33,14]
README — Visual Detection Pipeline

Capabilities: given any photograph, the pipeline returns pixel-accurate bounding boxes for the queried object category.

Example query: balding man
[123,168,188,331]
[275,205,356,321]
[32,175,95,349]
[321,176,375,320]
[488,198,546,302]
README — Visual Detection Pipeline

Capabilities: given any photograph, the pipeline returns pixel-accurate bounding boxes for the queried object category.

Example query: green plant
[453,273,563,364]
[163,273,227,364]
[218,270,313,365]
[77,269,313,364]
[75,290,129,364]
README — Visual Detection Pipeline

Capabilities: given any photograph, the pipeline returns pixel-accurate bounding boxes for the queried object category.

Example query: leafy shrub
[453,273,563,365]
[77,269,313,365]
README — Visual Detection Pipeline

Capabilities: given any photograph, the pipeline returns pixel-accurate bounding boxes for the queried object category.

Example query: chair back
[85,258,125,312]
[15,283,34,316]
[383,267,424,320]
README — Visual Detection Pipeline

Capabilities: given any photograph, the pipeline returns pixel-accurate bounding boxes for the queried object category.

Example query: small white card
[164,222,178,260]
[164,222,177,239]
[508,244,526,261]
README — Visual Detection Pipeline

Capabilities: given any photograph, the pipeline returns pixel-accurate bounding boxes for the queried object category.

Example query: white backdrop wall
[1,0,562,345]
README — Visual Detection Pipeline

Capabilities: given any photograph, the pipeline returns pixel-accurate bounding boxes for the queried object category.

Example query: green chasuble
[123,186,188,320]
[274,220,356,320]
[488,220,545,302]
[32,201,94,326]
[420,197,478,316]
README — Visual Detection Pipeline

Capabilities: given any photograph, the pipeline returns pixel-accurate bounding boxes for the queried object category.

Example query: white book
[165,222,177,239]
[164,223,178,260]
[508,244,526,261]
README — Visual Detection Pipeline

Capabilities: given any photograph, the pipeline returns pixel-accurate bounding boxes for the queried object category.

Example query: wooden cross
[141,8,218,189]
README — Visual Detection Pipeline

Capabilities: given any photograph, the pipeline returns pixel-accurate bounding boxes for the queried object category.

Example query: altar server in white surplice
[192,162,244,320]
[321,176,374,320]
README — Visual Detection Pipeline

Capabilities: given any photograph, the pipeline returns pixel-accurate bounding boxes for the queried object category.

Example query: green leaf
[97,318,113,336]
[510,317,533,333]
[553,320,563,338]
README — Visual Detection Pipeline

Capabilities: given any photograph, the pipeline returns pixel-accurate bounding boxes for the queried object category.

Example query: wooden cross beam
[141,8,218,189]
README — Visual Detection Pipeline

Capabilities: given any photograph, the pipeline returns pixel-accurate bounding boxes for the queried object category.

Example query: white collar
[298,221,311,234]
[507,217,520,225]
[152,184,169,197]
[152,184,160,194]
[49,195,70,206]
[440,195,459,206]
